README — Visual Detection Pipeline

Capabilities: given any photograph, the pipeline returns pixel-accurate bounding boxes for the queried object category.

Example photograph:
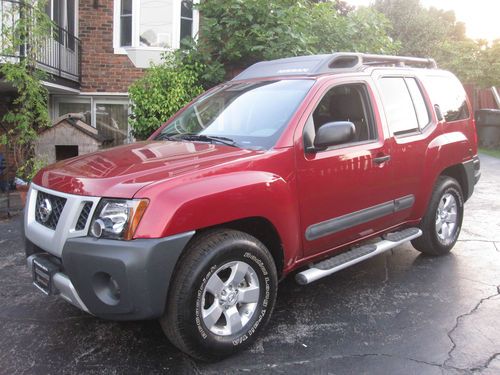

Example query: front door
[296,79,405,257]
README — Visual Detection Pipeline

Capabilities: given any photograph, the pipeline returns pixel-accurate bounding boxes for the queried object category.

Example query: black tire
[160,229,278,361]
[411,176,464,256]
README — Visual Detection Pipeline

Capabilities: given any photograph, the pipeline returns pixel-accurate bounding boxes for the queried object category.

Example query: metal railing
[0,0,81,83]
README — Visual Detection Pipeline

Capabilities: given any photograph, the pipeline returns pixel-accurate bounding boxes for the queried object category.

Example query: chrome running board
[295,227,422,285]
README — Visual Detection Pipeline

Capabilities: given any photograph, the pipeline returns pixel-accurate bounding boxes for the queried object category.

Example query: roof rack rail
[358,53,437,69]
[232,53,437,81]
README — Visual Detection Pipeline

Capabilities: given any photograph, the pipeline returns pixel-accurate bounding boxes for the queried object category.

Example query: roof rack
[359,54,437,68]
[232,53,438,81]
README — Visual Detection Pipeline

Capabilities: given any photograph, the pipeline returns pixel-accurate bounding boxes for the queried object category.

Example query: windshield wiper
[174,134,240,148]
[156,132,179,141]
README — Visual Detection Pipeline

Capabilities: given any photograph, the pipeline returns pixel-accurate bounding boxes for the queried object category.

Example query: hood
[33,141,263,198]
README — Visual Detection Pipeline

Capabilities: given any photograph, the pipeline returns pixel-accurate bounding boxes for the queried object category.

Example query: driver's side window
[304,83,376,150]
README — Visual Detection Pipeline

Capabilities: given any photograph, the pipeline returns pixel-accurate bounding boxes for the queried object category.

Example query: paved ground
[0,154,499,375]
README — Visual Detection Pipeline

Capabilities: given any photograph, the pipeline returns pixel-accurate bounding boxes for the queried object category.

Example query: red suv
[24,53,480,360]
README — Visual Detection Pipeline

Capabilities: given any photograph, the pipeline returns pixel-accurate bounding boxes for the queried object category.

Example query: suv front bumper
[25,230,194,321]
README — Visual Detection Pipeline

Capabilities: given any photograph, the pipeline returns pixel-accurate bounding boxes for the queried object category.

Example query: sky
[346,0,500,41]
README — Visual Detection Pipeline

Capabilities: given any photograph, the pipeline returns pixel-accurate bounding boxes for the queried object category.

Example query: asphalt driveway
[0,154,499,375]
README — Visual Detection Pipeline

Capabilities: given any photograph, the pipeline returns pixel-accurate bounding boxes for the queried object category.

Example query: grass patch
[479,148,500,159]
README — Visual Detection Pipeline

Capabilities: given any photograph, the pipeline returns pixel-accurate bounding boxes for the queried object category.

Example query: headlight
[90,199,148,240]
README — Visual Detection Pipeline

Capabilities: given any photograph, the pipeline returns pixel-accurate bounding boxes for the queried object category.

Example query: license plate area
[32,257,60,295]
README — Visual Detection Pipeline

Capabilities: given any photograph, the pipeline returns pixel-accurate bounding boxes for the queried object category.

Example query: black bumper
[463,155,481,201]
[60,232,194,321]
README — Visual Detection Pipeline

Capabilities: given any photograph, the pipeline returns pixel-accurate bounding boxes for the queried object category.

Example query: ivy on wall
[0,0,52,180]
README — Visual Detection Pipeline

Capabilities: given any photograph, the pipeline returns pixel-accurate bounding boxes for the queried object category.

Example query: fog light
[91,219,105,238]
[92,272,121,306]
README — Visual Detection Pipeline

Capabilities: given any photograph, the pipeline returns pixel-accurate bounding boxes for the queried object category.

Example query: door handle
[373,155,391,164]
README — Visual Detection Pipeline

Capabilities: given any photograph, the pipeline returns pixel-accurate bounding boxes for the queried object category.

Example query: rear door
[296,78,406,258]
[373,72,437,221]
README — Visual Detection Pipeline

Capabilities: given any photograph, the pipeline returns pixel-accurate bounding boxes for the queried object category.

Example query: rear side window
[378,77,419,134]
[405,78,430,127]
[421,75,469,122]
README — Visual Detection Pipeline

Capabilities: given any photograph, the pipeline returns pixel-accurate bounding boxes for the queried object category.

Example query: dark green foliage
[198,0,399,71]
[0,0,52,179]
[374,0,498,87]
[128,50,207,140]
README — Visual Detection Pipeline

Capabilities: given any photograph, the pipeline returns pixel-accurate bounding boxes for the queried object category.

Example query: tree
[198,0,399,72]
[306,3,399,54]
[310,0,354,15]
[0,1,52,179]
[480,40,500,87]
[197,0,315,70]
[434,39,485,84]
[373,0,465,57]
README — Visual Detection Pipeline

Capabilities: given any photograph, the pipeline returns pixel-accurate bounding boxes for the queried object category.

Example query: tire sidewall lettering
[194,249,271,347]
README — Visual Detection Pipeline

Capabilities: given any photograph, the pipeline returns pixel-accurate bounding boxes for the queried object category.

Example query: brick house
[0,0,199,165]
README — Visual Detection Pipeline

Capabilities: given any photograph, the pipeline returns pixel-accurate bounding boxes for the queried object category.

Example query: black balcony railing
[0,0,81,83]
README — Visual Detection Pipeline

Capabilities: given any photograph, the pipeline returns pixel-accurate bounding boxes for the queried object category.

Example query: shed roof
[43,114,112,143]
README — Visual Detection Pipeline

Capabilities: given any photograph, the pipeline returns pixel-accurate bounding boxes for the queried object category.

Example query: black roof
[232,53,437,81]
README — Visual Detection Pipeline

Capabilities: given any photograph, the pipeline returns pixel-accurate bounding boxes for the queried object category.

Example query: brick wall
[79,0,145,93]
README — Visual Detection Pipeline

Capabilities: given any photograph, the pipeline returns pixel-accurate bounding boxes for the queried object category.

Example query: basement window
[52,96,131,148]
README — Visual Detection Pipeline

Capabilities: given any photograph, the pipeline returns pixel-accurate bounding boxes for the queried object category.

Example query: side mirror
[308,121,356,152]
[434,104,444,122]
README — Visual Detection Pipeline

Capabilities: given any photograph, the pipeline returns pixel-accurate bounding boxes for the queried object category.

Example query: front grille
[76,202,93,230]
[35,191,67,230]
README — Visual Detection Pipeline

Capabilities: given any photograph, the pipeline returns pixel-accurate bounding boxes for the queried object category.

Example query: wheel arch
[440,163,469,200]
[193,217,285,279]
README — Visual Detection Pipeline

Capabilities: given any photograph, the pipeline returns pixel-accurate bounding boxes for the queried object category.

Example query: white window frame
[113,0,199,55]
[52,95,132,142]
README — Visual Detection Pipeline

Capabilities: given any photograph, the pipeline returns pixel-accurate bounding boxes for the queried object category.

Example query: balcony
[0,0,81,85]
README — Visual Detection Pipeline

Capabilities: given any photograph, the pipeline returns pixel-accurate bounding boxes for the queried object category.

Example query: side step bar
[295,227,422,285]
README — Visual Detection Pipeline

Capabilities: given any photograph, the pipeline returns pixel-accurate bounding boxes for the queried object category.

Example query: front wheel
[412,176,464,256]
[160,229,278,361]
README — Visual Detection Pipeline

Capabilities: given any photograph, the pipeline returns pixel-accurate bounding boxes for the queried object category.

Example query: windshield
[155,79,314,150]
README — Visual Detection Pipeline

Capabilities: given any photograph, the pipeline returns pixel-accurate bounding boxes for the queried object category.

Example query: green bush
[128,51,207,140]
[198,0,399,71]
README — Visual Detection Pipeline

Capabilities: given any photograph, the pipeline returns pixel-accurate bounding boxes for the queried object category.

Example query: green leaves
[0,0,51,180]
[374,0,499,86]
[198,0,399,71]
[128,51,206,140]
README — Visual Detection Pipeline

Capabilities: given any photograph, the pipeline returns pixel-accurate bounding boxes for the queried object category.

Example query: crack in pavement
[443,286,500,372]
[459,277,497,288]
[0,315,93,324]
[205,352,444,373]
[456,239,497,243]
[471,353,500,372]
[494,242,500,252]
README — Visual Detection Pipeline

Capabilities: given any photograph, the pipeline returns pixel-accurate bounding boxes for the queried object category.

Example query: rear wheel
[160,229,278,361]
[412,176,464,255]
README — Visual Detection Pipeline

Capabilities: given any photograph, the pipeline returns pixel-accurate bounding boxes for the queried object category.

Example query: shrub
[198,0,400,71]
[128,51,206,140]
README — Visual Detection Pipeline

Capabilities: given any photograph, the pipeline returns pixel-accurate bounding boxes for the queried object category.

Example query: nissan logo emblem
[38,198,53,223]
